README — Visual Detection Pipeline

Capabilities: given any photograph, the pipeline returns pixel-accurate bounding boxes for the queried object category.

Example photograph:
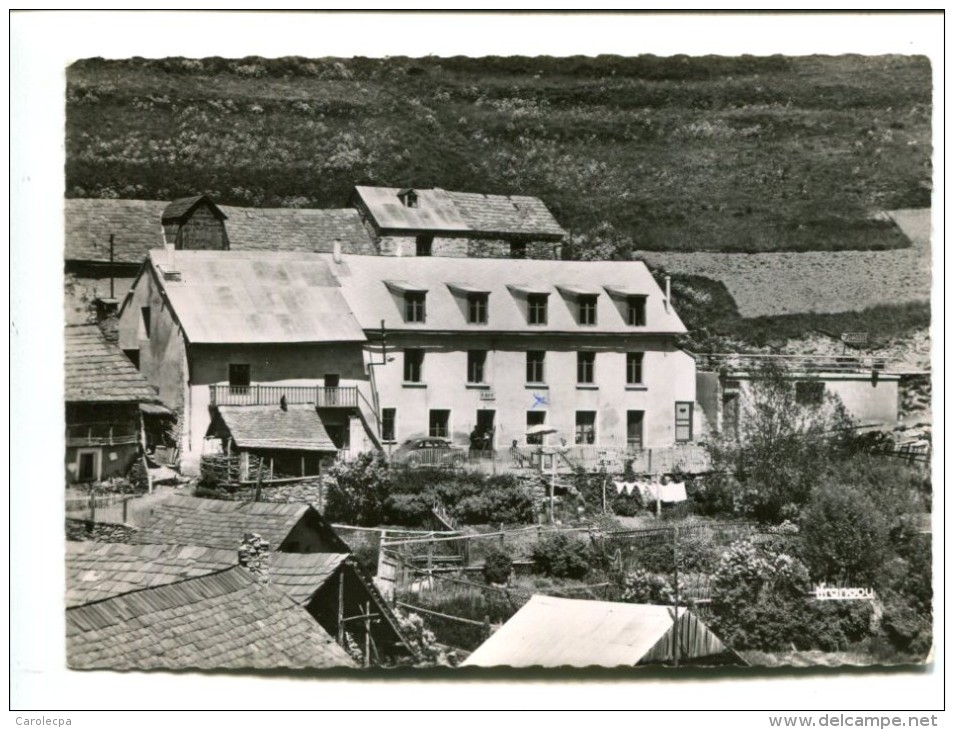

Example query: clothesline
[613,479,688,503]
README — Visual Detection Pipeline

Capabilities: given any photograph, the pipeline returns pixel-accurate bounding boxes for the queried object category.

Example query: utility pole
[672,525,680,667]
[109,234,115,299]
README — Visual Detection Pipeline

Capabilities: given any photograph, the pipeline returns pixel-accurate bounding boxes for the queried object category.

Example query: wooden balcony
[66,423,139,447]
[209,384,358,408]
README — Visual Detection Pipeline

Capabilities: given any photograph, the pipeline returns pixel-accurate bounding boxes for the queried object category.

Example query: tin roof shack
[65,324,163,484]
[66,565,357,670]
[324,253,700,454]
[352,186,566,260]
[694,353,901,440]
[117,249,374,474]
[462,595,743,668]
[65,195,376,326]
[132,495,351,554]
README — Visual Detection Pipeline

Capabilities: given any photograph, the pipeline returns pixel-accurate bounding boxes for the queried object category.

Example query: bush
[619,568,674,605]
[482,548,513,585]
[799,485,890,585]
[324,452,392,525]
[880,592,932,657]
[530,533,593,579]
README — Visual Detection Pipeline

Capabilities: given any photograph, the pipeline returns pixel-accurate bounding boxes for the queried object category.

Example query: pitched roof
[65,198,376,264]
[66,566,357,670]
[216,404,337,452]
[65,324,160,403]
[353,186,566,238]
[461,595,731,668]
[65,542,236,607]
[131,495,345,552]
[144,249,367,344]
[65,198,166,264]
[162,195,226,222]
[268,553,349,604]
[325,254,686,335]
[220,206,377,255]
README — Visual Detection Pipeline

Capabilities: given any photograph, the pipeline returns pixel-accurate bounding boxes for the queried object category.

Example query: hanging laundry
[658,480,688,503]
[614,481,626,495]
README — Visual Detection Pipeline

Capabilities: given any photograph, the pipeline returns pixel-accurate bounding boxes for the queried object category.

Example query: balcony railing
[209,384,358,408]
[66,423,139,447]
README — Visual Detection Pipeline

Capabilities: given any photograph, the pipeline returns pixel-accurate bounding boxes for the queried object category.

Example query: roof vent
[397,188,419,209]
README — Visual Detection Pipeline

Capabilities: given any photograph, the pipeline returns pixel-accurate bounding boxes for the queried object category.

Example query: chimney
[333,239,342,264]
[664,275,671,313]
[238,532,270,584]
[164,242,176,269]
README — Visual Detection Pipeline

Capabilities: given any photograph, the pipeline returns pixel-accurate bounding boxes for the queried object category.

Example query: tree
[706,363,853,523]
[324,451,392,525]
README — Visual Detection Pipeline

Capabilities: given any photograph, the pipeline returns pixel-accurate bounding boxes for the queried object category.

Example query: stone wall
[66,518,140,543]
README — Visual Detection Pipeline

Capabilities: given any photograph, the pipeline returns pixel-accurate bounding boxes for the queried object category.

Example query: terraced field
[636,209,932,318]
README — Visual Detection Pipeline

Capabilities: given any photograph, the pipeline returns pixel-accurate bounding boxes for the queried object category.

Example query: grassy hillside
[66,54,932,253]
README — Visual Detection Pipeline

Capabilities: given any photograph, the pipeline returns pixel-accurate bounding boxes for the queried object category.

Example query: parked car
[391,437,464,468]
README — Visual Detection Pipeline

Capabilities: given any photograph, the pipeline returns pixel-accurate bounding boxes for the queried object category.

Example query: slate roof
[220,206,376,255]
[66,566,357,670]
[217,404,338,452]
[143,249,367,344]
[65,324,160,403]
[131,495,337,551]
[65,198,376,264]
[324,253,686,335]
[65,542,236,608]
[353,186,565,238]
[268,553,349,604]
[65,199,166,264]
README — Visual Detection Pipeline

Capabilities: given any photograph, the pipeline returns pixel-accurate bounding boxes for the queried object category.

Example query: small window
[575,411,596,445]
[675,402,694,443]
[77,450,99,482]
[403,350,424,383]
[795,381,825,406]
[577,352,595,384]
[429,409,450,439]
[467,293,488,324]
[526,411,547,445]
[140,306,151,339]
[467,350,487,384]
[405,292,426,323]
[416,235,433,257]
[526,351,546,384]
[628,296,647,326]
[510,241,527,259]
[381,408,396,442]
[528,294,548,325]
[578,295,598,326]
[229,364,250,392]
[626,352,644,385]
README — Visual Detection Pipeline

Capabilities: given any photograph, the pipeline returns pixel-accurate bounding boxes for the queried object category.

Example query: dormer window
[628,296,647,326]
[578,295,598,326]
[398,188,419,208]
[467,293,488,324]
[528,294,548,325]
[405,292,426,323]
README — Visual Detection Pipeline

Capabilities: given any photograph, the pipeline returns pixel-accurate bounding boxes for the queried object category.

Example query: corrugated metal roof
[217,405,337,452]
[462,596,731,668]
[66,566,356,670]
[326,254,686,335]
[65,542,236,607]
[268,553,349,604]
[148,249,367,344]
[354,186,566,237]
[132,495,313,550]
[65,199,376,264]
[65,324,160,403]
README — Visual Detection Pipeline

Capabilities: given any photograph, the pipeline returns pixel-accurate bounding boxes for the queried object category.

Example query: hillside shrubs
[482,548,513,585]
